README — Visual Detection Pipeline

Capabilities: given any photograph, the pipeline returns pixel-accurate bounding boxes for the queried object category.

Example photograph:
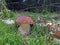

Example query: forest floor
[0,11,60,45]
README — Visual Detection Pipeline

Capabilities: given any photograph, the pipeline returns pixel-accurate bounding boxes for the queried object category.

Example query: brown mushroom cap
[16,15,34,25]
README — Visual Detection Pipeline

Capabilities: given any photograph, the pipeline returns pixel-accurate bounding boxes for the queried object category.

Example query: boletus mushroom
[16,15,34,37]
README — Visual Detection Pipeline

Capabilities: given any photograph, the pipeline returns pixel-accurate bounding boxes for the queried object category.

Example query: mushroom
[16,15,34,37]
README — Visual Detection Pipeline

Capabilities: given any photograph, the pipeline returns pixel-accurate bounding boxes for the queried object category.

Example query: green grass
[0,0,59,45]
[0,9,60,45]
[0,22,24,45]
[0,12,45,45]
[26,36,47,45]
[0,21,50,45]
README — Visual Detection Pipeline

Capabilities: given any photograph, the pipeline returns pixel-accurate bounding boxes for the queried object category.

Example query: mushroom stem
[18,24,30,37]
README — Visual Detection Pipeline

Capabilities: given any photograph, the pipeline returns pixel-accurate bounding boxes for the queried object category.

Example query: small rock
[5,19,15,24]
[1,19,15,24]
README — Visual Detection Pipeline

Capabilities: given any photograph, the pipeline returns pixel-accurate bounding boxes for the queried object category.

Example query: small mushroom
[16,15,34,37]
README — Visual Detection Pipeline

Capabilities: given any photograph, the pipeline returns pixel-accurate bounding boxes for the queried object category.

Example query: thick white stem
[18,24,30,37]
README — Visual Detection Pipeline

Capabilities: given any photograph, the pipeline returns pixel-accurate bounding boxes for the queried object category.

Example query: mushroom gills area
[18,24,30,37]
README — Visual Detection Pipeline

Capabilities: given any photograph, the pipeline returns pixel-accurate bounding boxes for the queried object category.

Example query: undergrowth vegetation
[0,0,60,45]
[0,10,58,45]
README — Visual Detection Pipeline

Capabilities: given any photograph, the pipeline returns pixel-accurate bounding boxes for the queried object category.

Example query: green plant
[26,36,49,45]
[0,22,24,45]
[0,10,59,45]
[0,33,24,45]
